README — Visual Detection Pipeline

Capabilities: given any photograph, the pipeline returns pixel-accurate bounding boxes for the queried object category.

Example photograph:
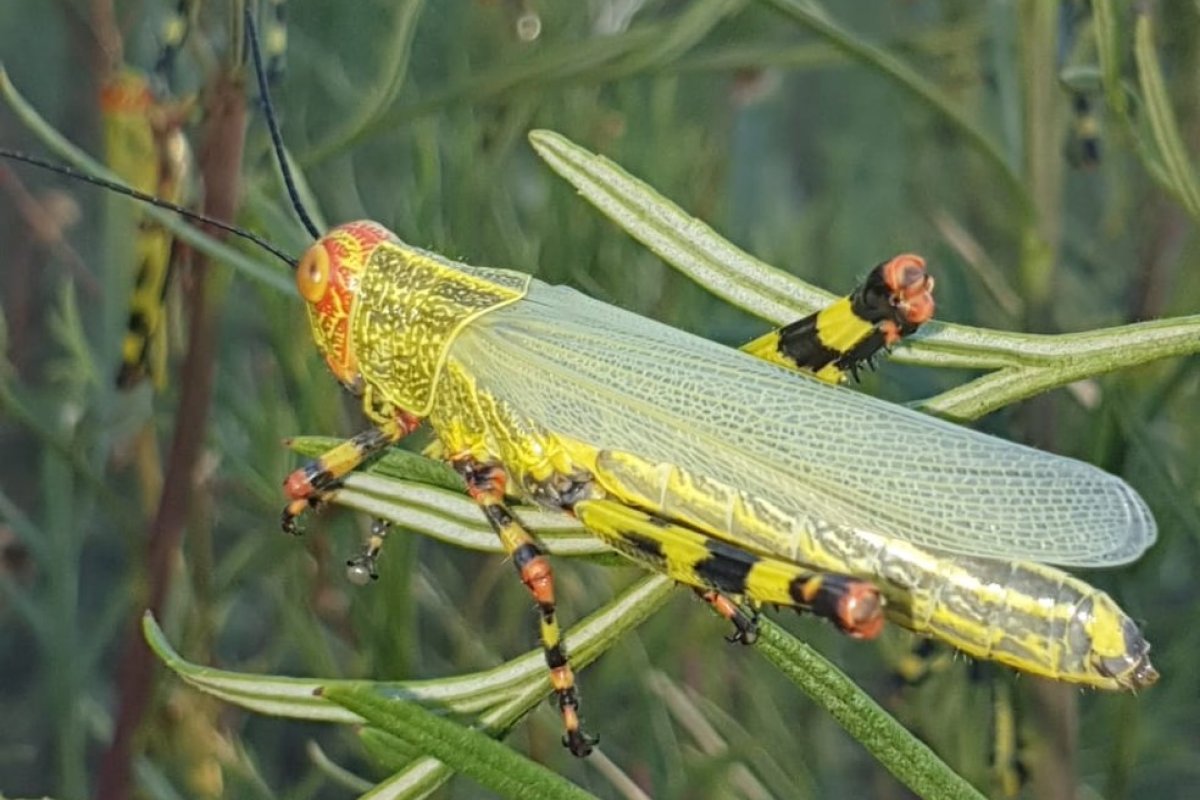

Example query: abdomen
[588,449,1156,690]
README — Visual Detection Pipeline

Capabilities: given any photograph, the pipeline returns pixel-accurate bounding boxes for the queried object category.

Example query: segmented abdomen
[588,450,1152,690]
[801,523,1119,685]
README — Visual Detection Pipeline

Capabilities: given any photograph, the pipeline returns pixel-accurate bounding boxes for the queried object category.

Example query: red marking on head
[881,253,935,328]
[295,221,396,386]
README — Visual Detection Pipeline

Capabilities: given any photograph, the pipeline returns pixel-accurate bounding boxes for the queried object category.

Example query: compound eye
[883,254,928,293]
[296,244,331,303]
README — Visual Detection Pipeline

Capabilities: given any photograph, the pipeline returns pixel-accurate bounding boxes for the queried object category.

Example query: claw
[345,518,391,585]
[281,498,312,536]
[279,482,339,535]
[724,610,759,645]
[701,590,759,645]
[562,728,598,758]
[345,552,378,585]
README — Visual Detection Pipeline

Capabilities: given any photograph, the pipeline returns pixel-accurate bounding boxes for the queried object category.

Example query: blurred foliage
[1,0,1198,798]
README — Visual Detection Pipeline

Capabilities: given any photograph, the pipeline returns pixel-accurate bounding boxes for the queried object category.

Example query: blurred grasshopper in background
[100,66,192,391]
[103,0,288,390]
[0,7,1158,760]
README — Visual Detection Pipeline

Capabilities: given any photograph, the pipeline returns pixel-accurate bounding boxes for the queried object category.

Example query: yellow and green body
[288,221,1156,703]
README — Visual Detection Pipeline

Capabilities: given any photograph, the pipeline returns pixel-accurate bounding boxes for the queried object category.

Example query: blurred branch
[301,0,749,167]
[89,0,121,74]
[1095,0,1200,223]
[930,208,1023,322]
[93,63,247,800]
[670,17,986,73]
[760,0,1032,221]
[605,0,748,75]
[1133,10,1200,221]
[0,384,142,535]
[1016,0,1061,313]
[300,0,426,164]
[0,164,97,294]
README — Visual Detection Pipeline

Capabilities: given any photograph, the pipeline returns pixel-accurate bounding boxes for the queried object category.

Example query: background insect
[2,2,1198,799]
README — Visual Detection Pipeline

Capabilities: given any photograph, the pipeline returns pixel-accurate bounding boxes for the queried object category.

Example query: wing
[448,281,1156,567]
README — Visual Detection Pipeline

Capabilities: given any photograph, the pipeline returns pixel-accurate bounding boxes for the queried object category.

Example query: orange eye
[296,244,330,303]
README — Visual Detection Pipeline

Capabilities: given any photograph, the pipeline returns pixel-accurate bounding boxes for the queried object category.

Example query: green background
[0,1,1197,798]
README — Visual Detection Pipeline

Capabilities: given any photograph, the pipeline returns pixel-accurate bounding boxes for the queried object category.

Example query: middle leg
[454,456,597,757]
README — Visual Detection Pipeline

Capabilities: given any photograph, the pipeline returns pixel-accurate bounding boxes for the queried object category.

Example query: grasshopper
[278,212,1155,754]
[0,9,1157,759]
[248,24,1152,754]
[101,67,192,391]
[104,0,287,391]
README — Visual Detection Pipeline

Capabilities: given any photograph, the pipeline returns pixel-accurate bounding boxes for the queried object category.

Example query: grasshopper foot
[345,519,390,585]
[558,690,597,757]
[280,489,334,535]
[281,456,345,534]
[698,590,759,645]
[563,727,598,758]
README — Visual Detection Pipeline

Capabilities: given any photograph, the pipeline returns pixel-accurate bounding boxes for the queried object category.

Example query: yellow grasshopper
[243,19,1152,754]
[102,0,287,390]
[0,9,1158,758]
[278,213,1155,753]
[100,67,192,391]
[205,9,1159,754]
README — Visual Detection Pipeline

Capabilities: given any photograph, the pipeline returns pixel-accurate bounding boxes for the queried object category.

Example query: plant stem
[92,65,246,800]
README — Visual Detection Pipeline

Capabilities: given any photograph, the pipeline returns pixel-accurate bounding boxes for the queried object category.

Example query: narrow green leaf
[321,683,599,800]
[528,128,1200,420]
[527,127,1024,369]
[147,575,673,796]
[144,576,673,722]
[918,315,1200,419]
[1134,13,1200,221]
[359,727,423,774]
[302,23,662,164]
[754,619,986,800]
[1091,0,1176,192]
[306,740,376,793]
[610,0,748,74]
[286,437,609,557]
[1092,0,1128,119]
[358,684,560,800]
[1016,0,1062,307]
[143,612,363,722]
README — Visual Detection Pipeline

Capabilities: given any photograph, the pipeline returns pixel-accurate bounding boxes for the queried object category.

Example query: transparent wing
[448,282,1156,567]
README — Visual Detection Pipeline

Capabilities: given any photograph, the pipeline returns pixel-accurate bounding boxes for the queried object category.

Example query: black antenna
[0,148,298,269]
[244,5,320,240]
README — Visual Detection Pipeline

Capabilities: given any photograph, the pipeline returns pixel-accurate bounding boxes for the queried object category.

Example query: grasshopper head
[295,220,397,390]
